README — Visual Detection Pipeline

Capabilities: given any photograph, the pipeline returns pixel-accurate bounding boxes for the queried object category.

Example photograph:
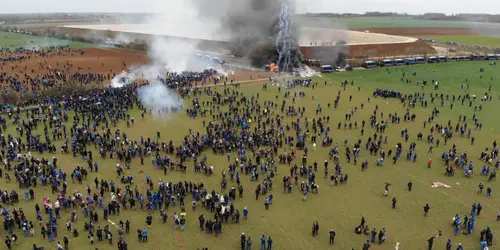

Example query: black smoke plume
[195,0,303,70]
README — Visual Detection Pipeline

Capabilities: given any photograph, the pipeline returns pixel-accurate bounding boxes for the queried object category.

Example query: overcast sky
[2,0,499,15]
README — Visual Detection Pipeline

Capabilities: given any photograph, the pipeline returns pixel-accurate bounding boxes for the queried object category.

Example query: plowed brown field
[1,48,148,82]
[0,47,268,86]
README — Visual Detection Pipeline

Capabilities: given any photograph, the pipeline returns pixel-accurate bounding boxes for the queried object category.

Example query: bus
[382,59,393,67]
[363,61,377,68]
[320,65,335,73]
[486,54,497,60]
[416,57,426,64]
[427,56,438,63]
[406,58,416,65]
[438,56,448,62]
[395,59,405,66]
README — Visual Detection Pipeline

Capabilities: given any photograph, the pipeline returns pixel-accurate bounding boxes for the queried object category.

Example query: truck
[320,65,335,73]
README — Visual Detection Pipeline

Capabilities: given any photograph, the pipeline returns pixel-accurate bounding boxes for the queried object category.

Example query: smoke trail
[137,81,183,119]
[276,1,293,72]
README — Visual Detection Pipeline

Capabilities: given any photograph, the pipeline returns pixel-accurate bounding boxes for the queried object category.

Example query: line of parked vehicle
[362,53,500,68]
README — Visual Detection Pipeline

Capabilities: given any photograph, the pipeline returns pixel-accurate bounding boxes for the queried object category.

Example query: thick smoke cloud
[137,81,183,119]
[104,0,305,70]
[193,0,303,70]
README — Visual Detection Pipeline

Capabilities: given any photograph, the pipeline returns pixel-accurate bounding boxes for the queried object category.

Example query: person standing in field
[260,235,266,250]
[323,227,333,244]
[428,236,434,250]
[241,232,246,250]
[247,237,252,250]
[424,204,430,216]
[267,237,273,250]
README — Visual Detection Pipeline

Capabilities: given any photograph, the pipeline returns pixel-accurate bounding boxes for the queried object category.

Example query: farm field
[0,31,94,49]
[1,56,500,250]
[9,22,99,28]
[334,17,500,30]
[428,35,500,47]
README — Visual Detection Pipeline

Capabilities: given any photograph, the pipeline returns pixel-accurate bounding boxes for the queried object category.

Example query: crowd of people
[0,46,497,250]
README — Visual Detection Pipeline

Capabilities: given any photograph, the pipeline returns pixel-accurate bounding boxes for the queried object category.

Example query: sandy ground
[62,24,418,46]
[431,46,472,55]
[432,46,451,55]
[299,27,417,46]
[62,23,229,42]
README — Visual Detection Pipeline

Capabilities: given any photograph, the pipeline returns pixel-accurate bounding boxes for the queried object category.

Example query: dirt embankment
[300,40,435,60]
[349,40,435,57]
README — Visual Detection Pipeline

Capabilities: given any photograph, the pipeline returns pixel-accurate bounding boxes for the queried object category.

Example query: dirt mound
[352,27,475,36]
[349,40,435,57]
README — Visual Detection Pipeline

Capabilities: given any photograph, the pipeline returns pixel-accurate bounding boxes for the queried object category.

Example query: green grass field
[3,22,98,28]
[2,61,500,250]
[428,35,500,47]
[0,31,95,49]
[333,17,500,30]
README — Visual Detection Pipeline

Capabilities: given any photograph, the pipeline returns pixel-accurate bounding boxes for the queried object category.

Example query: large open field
[8,22,98,28]
[1,46,500,250]
[334,17,500,30]
[331,17,500,48]
[0,31,94,48]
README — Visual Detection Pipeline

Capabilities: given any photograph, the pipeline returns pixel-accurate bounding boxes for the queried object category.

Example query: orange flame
[270,63,278,72]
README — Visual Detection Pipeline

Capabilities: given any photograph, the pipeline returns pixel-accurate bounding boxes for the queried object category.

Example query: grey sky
[2,0,499,15]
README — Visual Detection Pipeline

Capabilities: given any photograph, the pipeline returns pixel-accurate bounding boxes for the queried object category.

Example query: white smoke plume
[23,37,71,50]
[110,58,184,118]
[297,65,322,77]
[137,81,183,119]
[110,71,131,88]
[148,36,222,73]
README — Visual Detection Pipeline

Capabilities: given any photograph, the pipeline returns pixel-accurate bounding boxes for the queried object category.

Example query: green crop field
[333,17,500,30]
[0,31,94,49]
[1,60,500,250]
[7,22,98,28]
[428,35,500,47]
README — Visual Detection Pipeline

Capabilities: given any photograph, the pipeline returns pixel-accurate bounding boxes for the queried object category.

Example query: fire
[270,63,278,72]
